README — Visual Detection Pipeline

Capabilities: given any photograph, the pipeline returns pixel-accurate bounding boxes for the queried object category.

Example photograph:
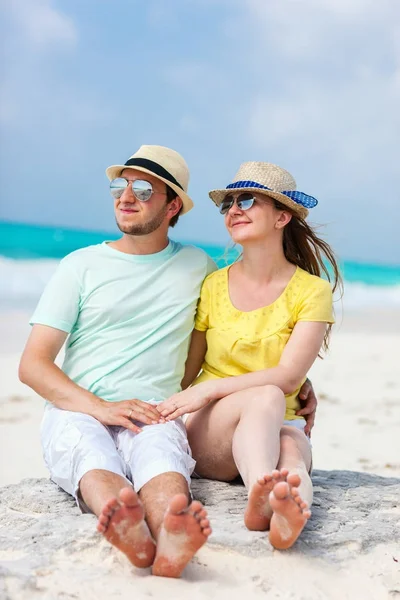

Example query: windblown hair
[273,199,343,352]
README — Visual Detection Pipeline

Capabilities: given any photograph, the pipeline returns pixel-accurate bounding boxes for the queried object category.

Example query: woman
[158,161,341,549]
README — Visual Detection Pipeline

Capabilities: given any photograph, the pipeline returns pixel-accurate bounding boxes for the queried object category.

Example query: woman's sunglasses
[219,192,257,215]
[110,178,166,202]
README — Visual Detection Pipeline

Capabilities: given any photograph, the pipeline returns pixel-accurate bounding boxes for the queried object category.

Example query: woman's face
[222,192,290,245]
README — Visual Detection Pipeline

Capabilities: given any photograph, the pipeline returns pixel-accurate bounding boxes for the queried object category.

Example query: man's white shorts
[40,404,196,511]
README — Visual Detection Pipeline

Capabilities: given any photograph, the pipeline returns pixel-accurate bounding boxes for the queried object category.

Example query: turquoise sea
[1,220,400,310]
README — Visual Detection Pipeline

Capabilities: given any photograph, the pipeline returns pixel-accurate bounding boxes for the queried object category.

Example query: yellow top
[194,266,334,420]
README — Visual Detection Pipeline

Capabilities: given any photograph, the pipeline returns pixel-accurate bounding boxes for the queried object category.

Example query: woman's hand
[157,384,213,420]
[94,399,164,434]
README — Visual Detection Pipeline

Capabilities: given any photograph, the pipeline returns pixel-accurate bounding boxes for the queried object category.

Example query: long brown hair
[273,199,343,351]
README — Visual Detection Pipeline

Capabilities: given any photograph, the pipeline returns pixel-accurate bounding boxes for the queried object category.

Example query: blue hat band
[226,180,318,209]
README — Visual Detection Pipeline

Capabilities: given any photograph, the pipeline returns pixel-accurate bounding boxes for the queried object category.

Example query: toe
[202,527,212,537]
[119,486,139,507]
[200,518,210,529]
[291,487,300,498]
[102,497,120,514]
[168,493,189,514]
[272,481,290,500]
[190,500,203,513]
[287,473,301,487]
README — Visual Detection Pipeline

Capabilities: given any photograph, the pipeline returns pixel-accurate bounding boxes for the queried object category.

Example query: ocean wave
[1,256,400,311]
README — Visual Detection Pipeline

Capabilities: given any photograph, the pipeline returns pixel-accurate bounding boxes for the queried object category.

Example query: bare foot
[97,487,156,568]
[244,468,289,530]
[268,474,311,550]
[152,494,212,578]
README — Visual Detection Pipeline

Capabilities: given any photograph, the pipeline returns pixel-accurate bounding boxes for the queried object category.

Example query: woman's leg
[186,384,286,484]
[268,425,312,549]
[186,384,286,530]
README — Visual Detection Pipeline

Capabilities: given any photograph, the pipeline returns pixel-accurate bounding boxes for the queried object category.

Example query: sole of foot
[268,474,311,550]
[97,486,156,568]
[244,468,289,531]
[152,494,212,578]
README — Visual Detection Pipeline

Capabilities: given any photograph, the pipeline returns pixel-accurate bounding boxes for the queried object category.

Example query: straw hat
[209,162,318,219]
[106,145,193,214]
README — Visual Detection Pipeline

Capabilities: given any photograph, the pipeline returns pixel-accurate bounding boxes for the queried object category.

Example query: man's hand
[296,379,318,437]
[94,399,164,434]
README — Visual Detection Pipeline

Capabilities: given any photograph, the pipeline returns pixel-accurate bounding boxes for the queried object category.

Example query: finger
[129,411,156,426]
[159,403,180,418]
[165,407,186,421]
[299,382,311,399]
[132,403,161,419]
[296,406,313,416]
[130,404,163,423]
[120,418,142,434]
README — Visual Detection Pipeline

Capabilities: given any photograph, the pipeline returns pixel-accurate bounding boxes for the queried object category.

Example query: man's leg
[139,472,211,578]
[109,420,211,577]
[41,406,156,568]
[81,470,156,568]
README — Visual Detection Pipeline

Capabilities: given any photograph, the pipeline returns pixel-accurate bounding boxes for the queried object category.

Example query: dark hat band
[124,158,183,191]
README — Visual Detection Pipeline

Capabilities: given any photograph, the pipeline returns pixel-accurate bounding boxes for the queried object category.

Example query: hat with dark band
[106,145,193,214]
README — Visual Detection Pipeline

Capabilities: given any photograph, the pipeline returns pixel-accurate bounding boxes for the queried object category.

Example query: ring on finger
[128,408,133,419]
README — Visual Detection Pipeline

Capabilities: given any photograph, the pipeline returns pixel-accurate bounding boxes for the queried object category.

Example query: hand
[296,378,318,437]
[94,399,164,434]
[157,384,212,421]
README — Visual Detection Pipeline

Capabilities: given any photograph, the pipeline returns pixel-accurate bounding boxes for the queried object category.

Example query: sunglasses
[110,178,166,202]
[219,192,258,215]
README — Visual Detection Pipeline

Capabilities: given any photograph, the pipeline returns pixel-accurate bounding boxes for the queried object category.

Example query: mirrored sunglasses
[219,192,256,215]
[110,178,160,202]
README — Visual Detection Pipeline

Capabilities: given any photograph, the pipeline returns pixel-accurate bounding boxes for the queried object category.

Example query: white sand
[0,308,399,598]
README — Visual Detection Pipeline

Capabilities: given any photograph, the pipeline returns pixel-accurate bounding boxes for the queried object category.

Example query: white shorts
[40,404,196,512]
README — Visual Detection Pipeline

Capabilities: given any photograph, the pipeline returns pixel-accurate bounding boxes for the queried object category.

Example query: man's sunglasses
[219,192,258,215]
[110,178,167,202]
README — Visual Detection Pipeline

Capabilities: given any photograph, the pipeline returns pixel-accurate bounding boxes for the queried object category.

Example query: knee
[279,425,309,453]
[244,385,286,418]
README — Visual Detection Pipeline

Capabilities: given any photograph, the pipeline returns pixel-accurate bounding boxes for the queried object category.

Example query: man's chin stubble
[116,209,167,236]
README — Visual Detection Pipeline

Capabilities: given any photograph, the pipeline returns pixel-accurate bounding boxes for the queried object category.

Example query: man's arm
[296,378,318,436]
[19,324,162,432]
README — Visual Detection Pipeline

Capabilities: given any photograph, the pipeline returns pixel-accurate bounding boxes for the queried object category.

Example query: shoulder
[173,242,218,274]
[58,244,104,274]
[201,265,226,290]
[296,268,332,294]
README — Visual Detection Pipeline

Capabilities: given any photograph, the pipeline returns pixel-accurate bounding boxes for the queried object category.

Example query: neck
[239,237,291,282]
[109,230,170,255]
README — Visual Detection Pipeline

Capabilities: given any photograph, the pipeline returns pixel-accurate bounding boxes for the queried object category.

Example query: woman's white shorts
[40,404,196,512]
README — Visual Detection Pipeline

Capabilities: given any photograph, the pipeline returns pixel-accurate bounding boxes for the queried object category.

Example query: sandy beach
[1,307,399,598]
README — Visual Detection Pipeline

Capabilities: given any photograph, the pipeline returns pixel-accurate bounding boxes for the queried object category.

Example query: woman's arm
[181,329,207,390]
[206,321,327,400]
[158,321,327,419]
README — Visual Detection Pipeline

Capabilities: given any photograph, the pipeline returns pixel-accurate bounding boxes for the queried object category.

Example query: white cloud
[7,0,77,49]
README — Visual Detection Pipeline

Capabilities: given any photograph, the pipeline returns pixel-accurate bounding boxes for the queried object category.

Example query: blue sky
[0,0,399,264]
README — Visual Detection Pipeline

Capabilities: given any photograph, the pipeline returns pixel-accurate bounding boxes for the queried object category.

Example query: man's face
[114,169,170,236]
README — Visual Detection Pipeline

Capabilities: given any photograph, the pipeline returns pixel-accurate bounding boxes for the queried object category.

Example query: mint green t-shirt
[30,241,216,403]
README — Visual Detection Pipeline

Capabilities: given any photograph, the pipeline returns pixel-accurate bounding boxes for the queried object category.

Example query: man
[19,144,318,577]
[19,145,215,578]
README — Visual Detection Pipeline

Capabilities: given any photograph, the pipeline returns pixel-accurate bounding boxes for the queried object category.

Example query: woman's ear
[275,210,292,229]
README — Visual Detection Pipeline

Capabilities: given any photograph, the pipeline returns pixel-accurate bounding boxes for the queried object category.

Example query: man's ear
[167,196,183,218]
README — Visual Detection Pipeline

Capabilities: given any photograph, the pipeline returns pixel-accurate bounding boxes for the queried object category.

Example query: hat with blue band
[209,162,318,219]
